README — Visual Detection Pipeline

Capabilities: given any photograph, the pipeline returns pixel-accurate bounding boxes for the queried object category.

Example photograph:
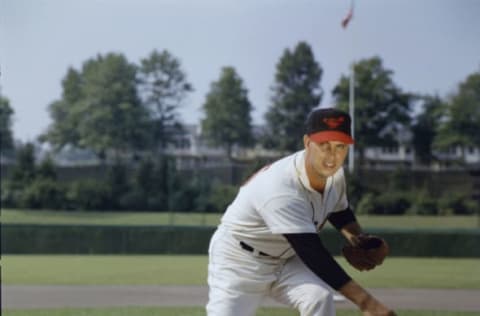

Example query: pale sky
[1,0,480,142]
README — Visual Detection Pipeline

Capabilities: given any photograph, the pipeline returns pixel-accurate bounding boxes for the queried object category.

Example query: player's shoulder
[264,153,306,197]
[246,152,303,194]
[264,151,299,179]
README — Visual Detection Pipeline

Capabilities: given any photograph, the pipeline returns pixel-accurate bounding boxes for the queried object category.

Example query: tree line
[1,42,479,161]
[1,142,477,215]
[1,41,479,213]
[2,141,477,215]
[1,142,241,212]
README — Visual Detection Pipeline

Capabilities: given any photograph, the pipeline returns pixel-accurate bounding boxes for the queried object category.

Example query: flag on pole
[341,1,354,28]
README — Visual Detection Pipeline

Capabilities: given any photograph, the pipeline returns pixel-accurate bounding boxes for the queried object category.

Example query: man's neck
[304,160,327,194]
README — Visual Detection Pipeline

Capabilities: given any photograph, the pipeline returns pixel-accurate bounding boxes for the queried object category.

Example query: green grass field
[2,209,480,229]
[2,211,480,315]
[3,255,480,289]
[3,255,480,315]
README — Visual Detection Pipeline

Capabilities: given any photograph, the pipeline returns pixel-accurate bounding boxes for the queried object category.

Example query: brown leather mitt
[342,234,389,271]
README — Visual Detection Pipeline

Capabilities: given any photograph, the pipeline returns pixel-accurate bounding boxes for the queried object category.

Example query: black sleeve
[328,207,357,230]
[283,233,351,290]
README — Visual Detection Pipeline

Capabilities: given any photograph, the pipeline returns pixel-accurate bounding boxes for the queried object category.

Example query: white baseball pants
[206,227,336,316]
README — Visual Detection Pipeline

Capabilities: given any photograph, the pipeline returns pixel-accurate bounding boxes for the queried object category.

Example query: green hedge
[2,224,479,257]
[1,225,213,254]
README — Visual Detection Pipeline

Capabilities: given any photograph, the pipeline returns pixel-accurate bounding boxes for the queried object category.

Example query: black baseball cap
[305,108,354,144]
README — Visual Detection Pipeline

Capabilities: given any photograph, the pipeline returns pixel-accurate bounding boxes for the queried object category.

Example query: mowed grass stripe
[0,209,221,226]
[2,209,480,228]
[2,255,208,285]
[2,255,480,289]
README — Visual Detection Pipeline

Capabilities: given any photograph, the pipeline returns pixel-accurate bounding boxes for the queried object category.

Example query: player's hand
[361,296,397,316]
[339,280,396,316]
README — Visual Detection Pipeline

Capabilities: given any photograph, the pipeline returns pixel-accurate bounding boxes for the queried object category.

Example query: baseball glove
[342,234,389,271]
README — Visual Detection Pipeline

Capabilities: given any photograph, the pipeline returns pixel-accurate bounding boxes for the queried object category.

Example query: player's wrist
[359,294,378,311]
[338,280,371,308]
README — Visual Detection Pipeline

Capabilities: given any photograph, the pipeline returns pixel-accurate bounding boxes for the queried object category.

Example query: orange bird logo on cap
[323,117,345,129]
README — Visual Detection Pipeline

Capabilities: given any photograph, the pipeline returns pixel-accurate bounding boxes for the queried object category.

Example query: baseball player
[206,108,395,316]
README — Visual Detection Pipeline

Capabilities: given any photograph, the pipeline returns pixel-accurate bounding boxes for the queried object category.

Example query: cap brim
[309,131,355,144]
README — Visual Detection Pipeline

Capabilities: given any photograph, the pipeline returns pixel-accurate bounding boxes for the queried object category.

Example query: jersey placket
[293,152,332,231]
[310,177,333,231]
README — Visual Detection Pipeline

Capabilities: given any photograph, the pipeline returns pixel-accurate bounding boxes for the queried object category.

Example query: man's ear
[303,135,310,149]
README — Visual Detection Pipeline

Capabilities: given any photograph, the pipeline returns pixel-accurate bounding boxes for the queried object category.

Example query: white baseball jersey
[220,149,349,259]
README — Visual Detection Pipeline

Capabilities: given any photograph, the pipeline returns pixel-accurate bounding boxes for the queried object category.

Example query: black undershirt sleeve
[327,207,357,230]
[283,233,351,290]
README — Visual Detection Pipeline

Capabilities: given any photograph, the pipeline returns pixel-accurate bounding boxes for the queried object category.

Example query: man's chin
[320,168,338,178]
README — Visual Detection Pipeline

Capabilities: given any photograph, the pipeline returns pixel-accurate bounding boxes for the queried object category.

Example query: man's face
[304,135,349,180]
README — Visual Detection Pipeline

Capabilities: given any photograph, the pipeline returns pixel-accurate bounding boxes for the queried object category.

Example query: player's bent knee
[298,289,334,316]
[309,286,333,303]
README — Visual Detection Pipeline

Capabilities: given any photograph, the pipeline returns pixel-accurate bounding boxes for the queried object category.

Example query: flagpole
[348,61,355,173]
[342,0,355,174]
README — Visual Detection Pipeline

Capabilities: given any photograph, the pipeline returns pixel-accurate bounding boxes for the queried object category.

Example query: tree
[42,53,151,160]
[77,53,151,158]
[411,95,446,164]
[264,41,323,152]
[37,155,58,180]
[201,66,254,158]
[0,95,15,153]
[9,142,37,188]
[138,50,193,150]
[435,70,480,159]
[40,68,83,149]
[332,56,413,166]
